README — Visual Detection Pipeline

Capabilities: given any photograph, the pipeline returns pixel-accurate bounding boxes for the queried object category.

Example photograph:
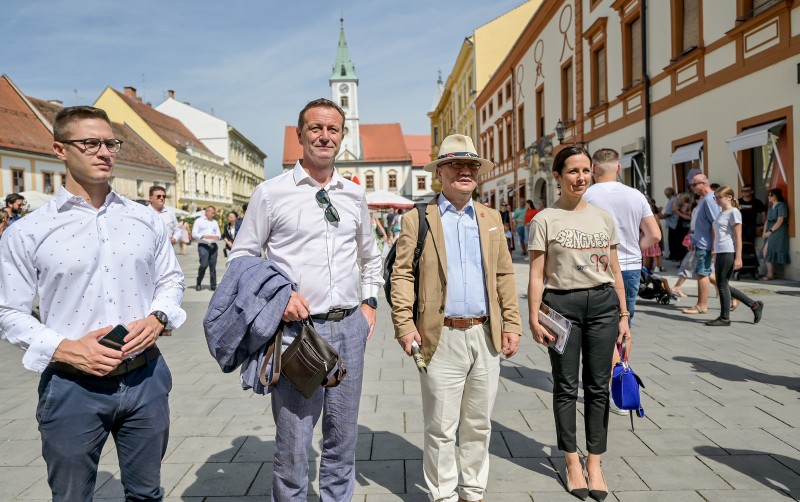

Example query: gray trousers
[37,354,172,501]
[270,309,370,501]
[545,285,619,455]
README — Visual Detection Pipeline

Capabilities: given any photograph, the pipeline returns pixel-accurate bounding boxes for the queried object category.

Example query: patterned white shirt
[229,162,383,314]
[0,187,186,372]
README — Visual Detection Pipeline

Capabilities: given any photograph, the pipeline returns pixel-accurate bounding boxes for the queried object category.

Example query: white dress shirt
[191,216,221,244]
[151,205,182,242]
[229,162,383,314]
[0,187,186,372]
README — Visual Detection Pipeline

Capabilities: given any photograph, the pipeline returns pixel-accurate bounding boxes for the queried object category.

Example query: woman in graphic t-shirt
[527,146,631,501]
[706,186,764,326]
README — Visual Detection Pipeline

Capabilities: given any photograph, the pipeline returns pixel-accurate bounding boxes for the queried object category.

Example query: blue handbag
[611,342,645,430]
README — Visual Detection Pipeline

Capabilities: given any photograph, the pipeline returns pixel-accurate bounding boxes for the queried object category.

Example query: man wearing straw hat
[390,134,522,502]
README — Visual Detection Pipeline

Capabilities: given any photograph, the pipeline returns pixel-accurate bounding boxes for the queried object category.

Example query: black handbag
[262,319,347,399]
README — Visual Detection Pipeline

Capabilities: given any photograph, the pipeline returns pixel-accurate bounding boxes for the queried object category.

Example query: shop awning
[670,141,703,164]
[619,151,640,169]
[726,120,786,153]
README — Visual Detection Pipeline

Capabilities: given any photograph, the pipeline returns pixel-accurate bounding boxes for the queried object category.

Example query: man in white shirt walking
[148,185,181,246]
[0,106,185,501]
[584,148,661,324]
[191,206,221,291]
[229,98,383,501]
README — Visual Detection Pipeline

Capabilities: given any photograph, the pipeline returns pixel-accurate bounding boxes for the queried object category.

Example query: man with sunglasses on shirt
[148,185,181,246]
[228,98,383,501]
[0,106,185,501]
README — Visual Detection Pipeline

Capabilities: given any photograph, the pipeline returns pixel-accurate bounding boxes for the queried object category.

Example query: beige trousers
[421,323,500,502]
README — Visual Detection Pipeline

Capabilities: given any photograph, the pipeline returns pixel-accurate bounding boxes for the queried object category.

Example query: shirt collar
[437,193,475,218]
[292,161,344,190]
[55,185,125,212]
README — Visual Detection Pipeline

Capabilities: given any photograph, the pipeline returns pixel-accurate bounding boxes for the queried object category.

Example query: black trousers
[668,226,687,261]
[544,285,619,455]
[714,252,755,319]
[197,243,218,287]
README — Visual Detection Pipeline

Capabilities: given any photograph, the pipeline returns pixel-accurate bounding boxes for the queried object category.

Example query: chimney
[136,97,143,104]
[146,101,152,107]
[123,86,137,98]
[168,90,175,99]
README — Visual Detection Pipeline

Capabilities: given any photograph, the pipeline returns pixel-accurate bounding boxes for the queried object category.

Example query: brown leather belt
[443,316,488,329]
[48,346,160,378]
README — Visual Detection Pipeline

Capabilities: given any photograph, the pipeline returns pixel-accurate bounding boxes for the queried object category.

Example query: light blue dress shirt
[438,194,488,317]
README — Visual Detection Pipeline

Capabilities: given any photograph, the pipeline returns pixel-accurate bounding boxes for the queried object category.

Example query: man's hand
[397,331,422,356]
[122,316,164,357]
[360,304,376,340]
[282,291,310,322]
[501,332,521,358]
[170,237,177,245]
[52,325,124,376]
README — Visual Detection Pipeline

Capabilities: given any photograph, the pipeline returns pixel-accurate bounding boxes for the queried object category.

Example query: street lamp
[555,118,587,148]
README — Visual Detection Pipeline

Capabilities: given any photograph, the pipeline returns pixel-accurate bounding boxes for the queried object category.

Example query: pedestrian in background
[528,146,631,501]
[222,210,241,258]
[762,188,790,280]
[500,202,514,251]
[641,197,664,272]
[0,209,9,238]
[682,174,720,315]
[660,187,685,262]
[391,133,521,502]
[0,106,185,501]
[148,185,181,246]
[512,199,527,255]
[178,218,191,255]
[705,186,764,326]
[229,98,382,501]
[192,206,221,291]
[3,193,26,224]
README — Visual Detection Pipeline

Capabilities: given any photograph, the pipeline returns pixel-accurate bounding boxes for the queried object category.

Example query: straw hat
[424,134,494,176]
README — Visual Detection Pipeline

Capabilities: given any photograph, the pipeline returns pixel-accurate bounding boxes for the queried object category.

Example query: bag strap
[259,328,283,387]
[300,318,348,389]
[411,202,429,321]
[616,340,630,362]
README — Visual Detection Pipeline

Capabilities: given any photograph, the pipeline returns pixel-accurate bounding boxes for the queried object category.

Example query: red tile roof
[404,134,432,167]
[282,123,417,165]
[111,88,212,155]
[27,96,175,174]
[0,75,57,157]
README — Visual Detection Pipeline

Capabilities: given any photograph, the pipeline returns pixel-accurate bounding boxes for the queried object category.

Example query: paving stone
[353,460,405,494]
[169,416,233,437]
[644,406,725,429]
[218,414,276,436]
[698,454,800,489]
[1,467,47,499]
[0,419,40,440]
[697,488,796,501]
[165,436,246,464]
[634,429,717,456]
[612,490,707,501]
[371,432,423,460]
[357,410,406,433]
[231,435,276,463]
[698,406,791,429]
[699,428,800,456]
[486,456,563,492]
[626,455,731,490]
[0,439,42,466]
[208,397,270,417]
[170,461,262,497]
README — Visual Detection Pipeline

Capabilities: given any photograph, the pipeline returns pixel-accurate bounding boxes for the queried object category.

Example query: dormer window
[341,66,346,76]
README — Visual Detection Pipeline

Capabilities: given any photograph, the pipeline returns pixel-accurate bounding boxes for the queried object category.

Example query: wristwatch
[149,310,169,328]
[361,297,378,309]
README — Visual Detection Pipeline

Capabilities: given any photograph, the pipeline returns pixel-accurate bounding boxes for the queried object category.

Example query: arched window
[365,172,375,189]
[388,171,397,189]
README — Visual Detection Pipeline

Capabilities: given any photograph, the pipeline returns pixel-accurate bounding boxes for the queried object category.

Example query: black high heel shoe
[565,464,588,500]
[588,468,608,502]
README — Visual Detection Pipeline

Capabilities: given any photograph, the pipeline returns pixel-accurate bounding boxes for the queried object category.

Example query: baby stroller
[639,267,672,305]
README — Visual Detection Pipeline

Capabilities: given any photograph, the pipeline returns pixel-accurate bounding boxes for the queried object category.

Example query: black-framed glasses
[60,138,122,154]
[315,189,340,223]
[438,160,481,170]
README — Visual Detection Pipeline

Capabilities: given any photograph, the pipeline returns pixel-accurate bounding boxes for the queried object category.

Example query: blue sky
[1,0,527,177]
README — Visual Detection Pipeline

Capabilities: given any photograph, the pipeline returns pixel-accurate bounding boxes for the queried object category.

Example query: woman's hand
[617,318,631,348]
[734,257,743,270]
[530,321,555,347]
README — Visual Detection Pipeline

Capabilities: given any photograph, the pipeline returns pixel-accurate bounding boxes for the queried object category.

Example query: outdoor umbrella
[365,190,415,210]
[18,190,54,211]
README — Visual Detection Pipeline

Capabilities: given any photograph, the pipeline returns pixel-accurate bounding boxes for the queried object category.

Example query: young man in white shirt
[191,205,221,291]
[0,106,185,501]
[228,98,383,501]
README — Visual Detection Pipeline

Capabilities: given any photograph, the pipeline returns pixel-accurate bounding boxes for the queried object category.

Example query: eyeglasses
[153,195,166,200]
[438,161,481,170]
[60,138,123,154]
[690,181,705,187]
[315,189,340,223]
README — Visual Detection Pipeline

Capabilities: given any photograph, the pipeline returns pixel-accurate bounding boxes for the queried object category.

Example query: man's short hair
[741,184,753,190]
[205,205,216,211]
[53,106,112,142]
[297,98,346,130]
[5,193,24,207]
[710,183,720,190]
[149,185,166,197]
[591,148,619,166]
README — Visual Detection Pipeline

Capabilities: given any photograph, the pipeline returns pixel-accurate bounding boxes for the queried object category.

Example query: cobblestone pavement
[1,250,799,501]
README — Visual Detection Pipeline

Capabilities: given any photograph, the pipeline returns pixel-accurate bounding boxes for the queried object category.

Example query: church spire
[331,17,358,82]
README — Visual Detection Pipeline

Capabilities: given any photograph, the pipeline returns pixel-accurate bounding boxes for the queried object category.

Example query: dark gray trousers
[715,252,756,319]
[544,285,619,455]
[197,243,218,287]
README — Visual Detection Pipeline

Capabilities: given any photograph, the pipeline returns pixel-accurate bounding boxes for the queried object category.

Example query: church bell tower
[330,18,361,161]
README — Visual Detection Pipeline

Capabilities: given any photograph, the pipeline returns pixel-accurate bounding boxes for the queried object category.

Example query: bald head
[591,148,620,182]
[690,174,712,195]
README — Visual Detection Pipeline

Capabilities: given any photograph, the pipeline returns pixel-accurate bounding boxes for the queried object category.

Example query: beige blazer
[390,197,522,363]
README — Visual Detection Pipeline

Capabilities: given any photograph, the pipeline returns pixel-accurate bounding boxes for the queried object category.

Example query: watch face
[339,83,349,93]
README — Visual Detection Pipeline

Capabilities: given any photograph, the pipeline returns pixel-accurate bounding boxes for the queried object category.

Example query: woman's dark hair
[552,145,591,175]
[526,199,535,209]
[768,188,785,203]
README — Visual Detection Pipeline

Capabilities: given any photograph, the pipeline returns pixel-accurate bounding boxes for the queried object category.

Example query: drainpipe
[511,66,518,208]
[642,0,652,196]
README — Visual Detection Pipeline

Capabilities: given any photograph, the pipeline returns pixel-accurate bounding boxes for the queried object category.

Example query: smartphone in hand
[99,324,129,350]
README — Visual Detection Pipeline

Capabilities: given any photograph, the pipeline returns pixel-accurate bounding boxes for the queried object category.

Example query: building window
[12,169,24,193]
[584,17,608,108]
[561,60,574,121]
[489,135,495,164]
[671,0,700,58]
[498,127,504,162]
[482,108,486,122]
[342,172,352,180]
[506,121,513,159]
[365,173,374,189]
[42,172,54,194]
[536,86,545,139]
[388,172,397,189]
[195,173,199,193]
[489,102,493,116]
[417,176,426,190]
[204,175,208,194]
[625,15,642,87]
[165,182,171,195]
[60,174,67,187]
[341,96,349,109]
[136,179,144,197]
[505,82,512,102]
[517,106,525,149]
[434,126,439,146]
[497,91,502,108]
